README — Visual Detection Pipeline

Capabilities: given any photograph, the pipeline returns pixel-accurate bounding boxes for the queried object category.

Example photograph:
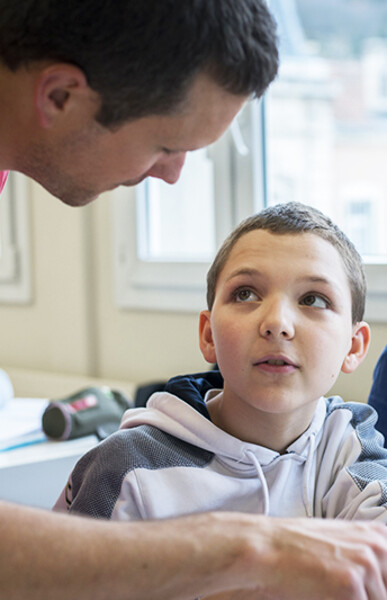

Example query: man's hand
[205,516,387,600]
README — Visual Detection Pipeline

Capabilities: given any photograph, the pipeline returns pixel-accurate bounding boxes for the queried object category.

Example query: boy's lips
[253,354,299,374]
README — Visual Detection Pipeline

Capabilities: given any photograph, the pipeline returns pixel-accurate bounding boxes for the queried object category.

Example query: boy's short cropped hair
[206,202,367,324]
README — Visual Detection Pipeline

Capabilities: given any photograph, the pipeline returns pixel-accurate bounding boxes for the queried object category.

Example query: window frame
[0,172,32,304]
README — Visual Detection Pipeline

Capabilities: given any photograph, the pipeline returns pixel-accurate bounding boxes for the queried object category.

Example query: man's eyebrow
[161,147,182,154]
[161,144,204,154]
[161,145,192,154]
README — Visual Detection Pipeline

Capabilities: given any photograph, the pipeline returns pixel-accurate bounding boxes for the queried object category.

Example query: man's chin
[58,193,100,207]
[54,179,143,206]
[25,174,101,207]
[48,185,102,207]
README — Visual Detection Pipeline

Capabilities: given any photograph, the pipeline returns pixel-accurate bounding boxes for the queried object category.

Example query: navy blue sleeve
[368,345,387,447]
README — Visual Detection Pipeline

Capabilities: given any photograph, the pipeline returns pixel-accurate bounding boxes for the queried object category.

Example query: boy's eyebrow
[225,268,337,287]
[302,275,335,285]
[225,267,259,281]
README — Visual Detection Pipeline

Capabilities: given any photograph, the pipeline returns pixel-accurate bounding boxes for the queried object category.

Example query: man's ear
[199,310,217,365]
[34,64,93,128]
[341,321,371,374]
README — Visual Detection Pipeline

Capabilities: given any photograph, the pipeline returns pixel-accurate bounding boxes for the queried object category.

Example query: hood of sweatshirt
[120,372,327,516]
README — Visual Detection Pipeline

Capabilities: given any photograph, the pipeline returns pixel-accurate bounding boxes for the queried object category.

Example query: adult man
[1,2,387,599]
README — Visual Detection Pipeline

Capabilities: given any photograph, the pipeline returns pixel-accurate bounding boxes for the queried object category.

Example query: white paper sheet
[0,398,48,451]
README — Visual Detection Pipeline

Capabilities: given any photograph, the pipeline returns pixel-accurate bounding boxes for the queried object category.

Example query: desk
[0,435,98,509]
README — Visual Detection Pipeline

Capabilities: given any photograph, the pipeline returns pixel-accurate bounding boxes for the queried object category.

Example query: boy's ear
[341,321,371,374]
[199,310,218,365]
[34,64,94,128]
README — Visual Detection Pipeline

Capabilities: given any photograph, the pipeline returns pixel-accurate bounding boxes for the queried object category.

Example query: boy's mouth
[264,359,289,366]
[254,355,299,372]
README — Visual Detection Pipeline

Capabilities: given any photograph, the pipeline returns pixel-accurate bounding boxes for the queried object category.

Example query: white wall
[0,180,385,402]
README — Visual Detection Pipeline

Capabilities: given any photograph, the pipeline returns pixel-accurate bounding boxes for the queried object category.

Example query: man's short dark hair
[0,0,279,128]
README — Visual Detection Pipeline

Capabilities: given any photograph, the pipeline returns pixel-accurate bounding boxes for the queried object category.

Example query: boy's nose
[147,152,187,184]
[258,297,295,340]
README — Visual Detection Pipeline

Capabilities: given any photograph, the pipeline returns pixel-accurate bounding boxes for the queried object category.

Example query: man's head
[0,0,278,128]
[0,0,278,205]
[12,72,248,205]
[206,202,367,324]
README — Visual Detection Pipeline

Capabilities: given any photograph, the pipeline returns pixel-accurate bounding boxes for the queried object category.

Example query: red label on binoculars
[66,394,98,414]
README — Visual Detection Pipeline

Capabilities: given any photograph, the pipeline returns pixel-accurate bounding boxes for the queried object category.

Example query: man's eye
[301,294,329,309]
[234,288,258,303]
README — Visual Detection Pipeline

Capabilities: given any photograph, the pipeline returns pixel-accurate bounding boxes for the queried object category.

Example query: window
[113,0,387,321]
[264,0,387,321]
[0,172,32,303]
[138,149,216,264]
[113,129,237,312]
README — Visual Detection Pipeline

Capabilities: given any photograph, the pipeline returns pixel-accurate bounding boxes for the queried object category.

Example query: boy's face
[199,229,369,446]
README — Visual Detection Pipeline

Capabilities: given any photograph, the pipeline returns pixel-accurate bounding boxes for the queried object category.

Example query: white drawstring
[245,449,270,515]
[302,434,315,517]
[245,433,315,518]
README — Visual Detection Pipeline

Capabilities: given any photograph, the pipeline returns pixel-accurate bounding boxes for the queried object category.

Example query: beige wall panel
[91,196,208,385]
[0,182,92,376]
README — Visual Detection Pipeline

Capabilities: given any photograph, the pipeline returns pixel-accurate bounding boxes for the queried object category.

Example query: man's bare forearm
[2,503,387,600]
[0,503,248,600]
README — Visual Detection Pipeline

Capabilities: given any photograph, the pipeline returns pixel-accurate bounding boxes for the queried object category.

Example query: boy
[55,202,387,523]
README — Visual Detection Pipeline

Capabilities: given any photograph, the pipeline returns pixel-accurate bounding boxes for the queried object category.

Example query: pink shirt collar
[0,171,9,195]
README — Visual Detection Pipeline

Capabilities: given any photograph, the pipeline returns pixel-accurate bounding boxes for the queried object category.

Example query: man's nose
[258,297,295,340]
[147,152,187,184]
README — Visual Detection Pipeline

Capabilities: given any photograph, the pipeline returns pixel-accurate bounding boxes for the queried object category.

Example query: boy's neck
[206,392,319,453]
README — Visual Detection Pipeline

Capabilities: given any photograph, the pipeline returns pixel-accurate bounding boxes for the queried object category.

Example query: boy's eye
[234,288,258,303]
[301,294,329,309]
